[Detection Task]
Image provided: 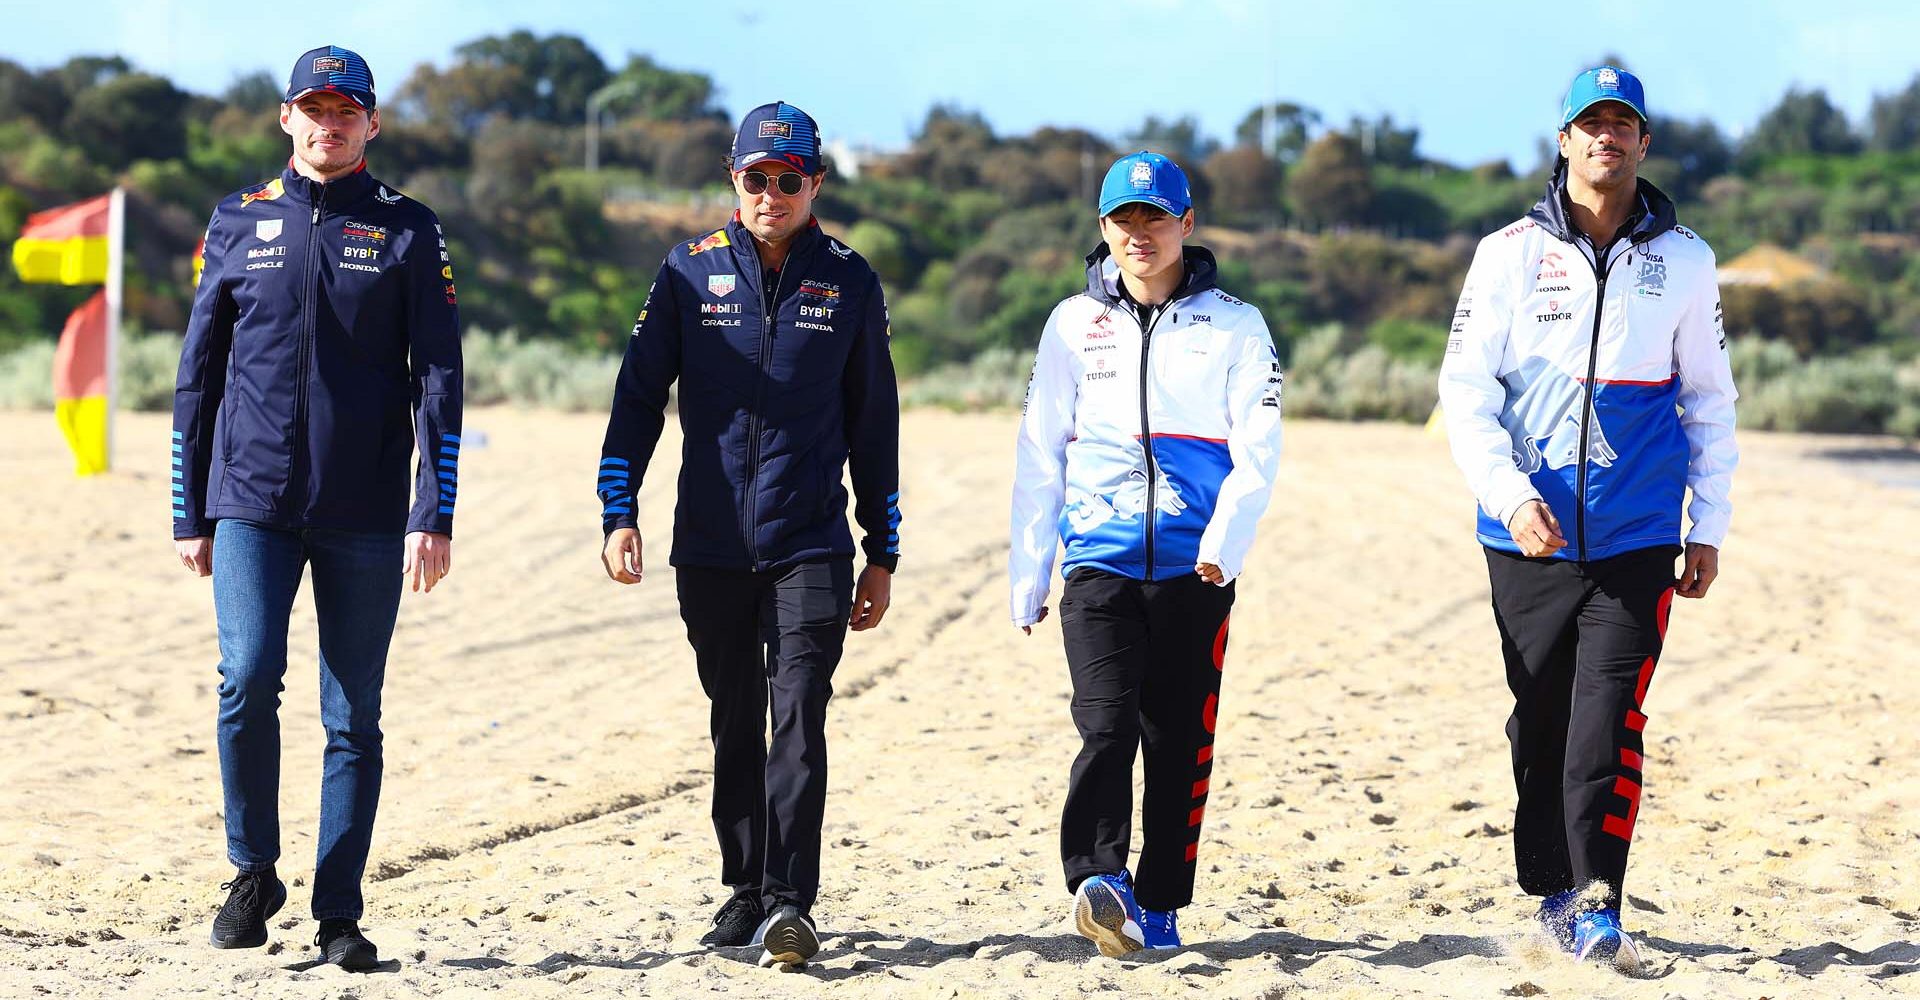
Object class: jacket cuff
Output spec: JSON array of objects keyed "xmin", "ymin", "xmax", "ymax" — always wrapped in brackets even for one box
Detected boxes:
[
  {"xmin": 407, "ymin": 516, "xmax": 452, "ymax": 538},
  {"xmin": 864, "ymin": 551, "xmax": 899, "ymax": 573}
]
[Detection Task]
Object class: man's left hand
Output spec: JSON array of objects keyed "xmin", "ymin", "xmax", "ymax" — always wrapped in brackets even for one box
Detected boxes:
[
  {"xmin": 849, "ymin": 564, "xmax": 892, "ymax": 632},
  {"xmin": 1676, "ymin": 542, "xmax": 1718, "ymax": 599},
  {"xmin": 405, "ymin": 531, "xmax": 453, "ymax": 593},
  {"xmin": 1196, "ymin": 562, "xmax": 1225, "ymax": 585}
]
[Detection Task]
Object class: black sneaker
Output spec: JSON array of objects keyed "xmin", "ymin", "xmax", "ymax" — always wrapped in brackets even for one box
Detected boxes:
[
  {"xmin": 756, "ymin": 904, "xmax": 819, "ymax": 969},
  {"xmin": 699, "ymin": 892, "xmax": 764, "ymax": 948},
  {"xmin": 315, "ymin": 919, "xmax": 380, "ymax": 971},
  {"xmin": 209, "ymin": 867, "xmax": 287, "ymax": 949}
]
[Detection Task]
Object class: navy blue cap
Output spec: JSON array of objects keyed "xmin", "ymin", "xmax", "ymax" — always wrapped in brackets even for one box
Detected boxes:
[
  {"xmin": 1099, "ymin": 151, "xmax": 1191, "ymax": 217},
  {"xmin": 730, "ymin": 101, "xmax": 821, "ymax": 174},
  {"xmin": 286, "ymin": 45, "xmax": 376, "ymax": 111},
  {"xmin": 1561, "ymin": 65, "xmax": 1646, "ymax": 129}
]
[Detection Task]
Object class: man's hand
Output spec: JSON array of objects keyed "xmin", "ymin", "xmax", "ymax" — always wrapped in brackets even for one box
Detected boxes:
[
  {"xmin": 849, "ymin": 564, "xmax": 892, "ymax": 632},
  {"xmin": 1196, "ymin": 562, "xmax": 1225, "ymax": 585},
  {"xmin": 175, "ymin": 537, "xmax": 213, "ymax": 577},
  {"xmin": 1020, "ymin": 606, "xmax": 1050, "ymax": 636},
  {"xmin": 1676, "ymin": 542, "xmax": 1719, "ymax": 599},
  {"xmin": 404, "ymin": 531, "xmax": 452, "ymax": 593},
  {"xmin": 602, "ymin": 527, "xmax": 643, "ymax": 584},
  {"xmin": 1508, "ymin": 499, "xmax": 1567, "ymax": 557}
]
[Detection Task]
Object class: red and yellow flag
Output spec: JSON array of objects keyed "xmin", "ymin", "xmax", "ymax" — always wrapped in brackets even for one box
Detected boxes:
[
  {"xmin": 10, "ymin": 194, "xmax": 111, "ymax": 285},
  {"xmin": 53, "ymin": 290, "xmax": 110, "ymax": 475}
]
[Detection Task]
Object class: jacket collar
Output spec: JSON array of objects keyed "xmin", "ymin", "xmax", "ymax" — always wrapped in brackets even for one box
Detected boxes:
[
  {"xmin": 1525, "ymin": 157, "xmax": 1677, "ymax": 247},
  {"xmin": 277, "ymin": 159, "xmax": 376, "ymax": 208},
  {"xmin": 725, "ymin": 213, "xmax": 825, "ymax": 270},
  {"xmin": 1082, "ymin": 243, "xmax": 1220, "ymax": 308}
]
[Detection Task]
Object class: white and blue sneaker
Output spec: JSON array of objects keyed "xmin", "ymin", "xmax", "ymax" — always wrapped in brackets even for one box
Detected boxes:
[
  {"xmin": 1073, "ymin": 871, "xmax": 1145, "ymax": 957},
  {"xmin": 1536, "ymin": 889, "xmax": 1580, "ymax": 952},
  {"xmin": 1139, "ymin": 907, "xmax": 1181, "ymax": 950},
  {"xmin": 1572, "ymin": 907, "xmax": 1643, "ymax": 974}
]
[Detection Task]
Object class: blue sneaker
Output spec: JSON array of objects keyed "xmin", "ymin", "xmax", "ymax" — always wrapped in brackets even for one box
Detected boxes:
[
  {"xmin": 1073, "ymin": 871, "xmax": 1145, "ymax": 957},
  {"xmin": 1536, "ymin": 889, "xmax": 1580, "ymax": 952},
  {"xmin": 1572, "ymin": 907, "xmax": 1643, "ymax": 974},
  {"xmin": 1139, "ymin": 908, "xmax": 1181, "ymax": 950}
]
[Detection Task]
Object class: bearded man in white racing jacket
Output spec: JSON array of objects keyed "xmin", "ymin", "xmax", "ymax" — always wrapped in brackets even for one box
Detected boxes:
[
  {"xmin": 1438, "ymin": 65, "xmax": 1738, "ymax": 972},
  {"xmin": 1010, "ymin": 151, "xmax": 1283, "ymax": 958}
]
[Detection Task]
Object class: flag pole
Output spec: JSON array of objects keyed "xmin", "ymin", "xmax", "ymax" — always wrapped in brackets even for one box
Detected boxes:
[{"xmin": 104, "ymin": 186, "xmax": 124, "ymax": 472}]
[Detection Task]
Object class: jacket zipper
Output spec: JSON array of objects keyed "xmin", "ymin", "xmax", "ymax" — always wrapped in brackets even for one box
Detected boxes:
[
  {"xmin": 742, "ymin": 246, "xmax": 788, "ymax": 570},
  {"xmin": 297, "ymin": 179, "xmax": 325, "ymax": 515},
  {"xmin": 1575, "ymin": 239, "xmax": 1628, "ymax": 561},
  {"xmin": 1136, "ymin": 301, "xmax": 1169, "ymax": 577}
]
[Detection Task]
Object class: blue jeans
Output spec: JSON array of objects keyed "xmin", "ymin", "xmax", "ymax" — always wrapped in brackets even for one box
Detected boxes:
[{"xmin": 212, "ymin": 519, "xmax": 402, "ymax": 920}]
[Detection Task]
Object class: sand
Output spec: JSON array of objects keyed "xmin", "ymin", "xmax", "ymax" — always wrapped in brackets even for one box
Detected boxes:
[{"xmin": 0, "ymin": 407, "xmax": 1914, "ymax": 998}]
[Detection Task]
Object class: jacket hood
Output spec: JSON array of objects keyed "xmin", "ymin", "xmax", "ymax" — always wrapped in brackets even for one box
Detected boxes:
[
  {"xmin": 1525, "ymin": 157, "xmax": 1678, "ymax": 246},
  {"xmin": 1083, "ymin": 243, "xmax": 1220, "ymax": 306}
]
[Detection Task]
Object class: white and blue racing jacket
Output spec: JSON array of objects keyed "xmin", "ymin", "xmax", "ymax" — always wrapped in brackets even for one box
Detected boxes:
[
  {"xmin": 1438, "ymin": 168, "xmax": 1738, "ymax": 562},
  {"xmin": 1010, "ymin": 246, "xmax": 1283, "ymax": 627}
]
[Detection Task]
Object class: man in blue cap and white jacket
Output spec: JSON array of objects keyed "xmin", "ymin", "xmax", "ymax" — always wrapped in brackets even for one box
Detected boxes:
[
  {"xmin": 1011, "ymin": 151, "xmax": 1283, "ymax": 957},
  {"xmin": 172, "ymin": 44, "xmax": 462, "ymax": 971},
  {"xmin": 1439, "ymin": 66, "xmax": 1738, "ymax": 972}
]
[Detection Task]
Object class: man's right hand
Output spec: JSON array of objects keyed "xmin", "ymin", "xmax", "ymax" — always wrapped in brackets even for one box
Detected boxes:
[
  {"xmin": 1020, "ymin": 605, "xmax": 1049, "ymax": 635},
  {"xmin": 602, "ymin": 527, "xmax": 643, "ymax": 584},
  {"xmin": 175, "ymin": 536, "xmax": 213, "ymax": 577},
  {"xmin": 1507, "ymin": 500, "xmax": 1567, "ymax": 558}
]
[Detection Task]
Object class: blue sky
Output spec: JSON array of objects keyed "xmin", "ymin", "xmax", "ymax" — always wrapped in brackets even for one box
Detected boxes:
[{"xmin": 5, "ymin": 0, "xmax": 1917, "ymax": 169}]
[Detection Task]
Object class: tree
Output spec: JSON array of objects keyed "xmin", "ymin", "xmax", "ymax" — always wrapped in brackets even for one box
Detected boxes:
[
  {"xmin": 608, "ymin": 54, "xmax": 726, "ymax": 122},
  {"xmin": 1867, "ymin": 75, "xmax": 1920, "ymax": 152},
  {"xmin": 220, "ymin": 71, "xmax": 284, "ymax": 111},
  {"xmin": 0, "ymin": 60, "xmax": 67, "ymax": 131},
  {"xmin": 398, "ymin": 32, "xmax": 615, "ymax": 130},
  {"xmin": 1289, "ymin": 133, "xmax": 1373, "ymax": 227},
  {"xmin": 1124, "ymin": 115, "xmax": 1217, "ymax": 164},
  {"xmin": 1201, "ymin": 146, "xmax": 1281, "ymax": 226},
  {"xmin": 1741, "ymin": 87, "xmax": 1861, "ymax": 161},
  {"xmin": 1343, "ymin": 114, "xmax": 1420, "ymax": 168},
  {"xmin": 1641, "ymin": 117, "xmax": 1732, "ymax": 202},
  {"xmin": 64, "ymin": 72, "xmax": 189, "ymax": 169},
  {"xmin": 1232, "ymin": 102, "xmax": 1321, "ymax": 163},
  {"xmin": 454, "ymin": 31, "xmax": 611, "ymax": 123}
]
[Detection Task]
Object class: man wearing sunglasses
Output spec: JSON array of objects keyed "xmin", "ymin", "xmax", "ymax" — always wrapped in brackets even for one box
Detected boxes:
[{"xmin": 596, "ymin": 101, "xmax": 900, "ymax": 970}]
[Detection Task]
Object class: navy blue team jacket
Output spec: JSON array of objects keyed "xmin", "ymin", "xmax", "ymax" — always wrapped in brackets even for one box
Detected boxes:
[
  {"xmin": 172, "ymin": 163, "xmax": 463, "ymax": 539},
  {"xmin": 598, "ymin": 217, "xmax": 901, "ymax": 572}
]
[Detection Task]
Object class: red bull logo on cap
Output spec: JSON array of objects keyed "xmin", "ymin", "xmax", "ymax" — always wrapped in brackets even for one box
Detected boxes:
[
  {"xmin": 312, "ymin": 56, "xmax": 347, "ymax": 73},
  {"xmin": 759, "ymin": 121, "xmax": 793, "ymax": 139},
  {"xmin": 1130, "ymin": 161, "xmax": 1153, "ymax": 188}
]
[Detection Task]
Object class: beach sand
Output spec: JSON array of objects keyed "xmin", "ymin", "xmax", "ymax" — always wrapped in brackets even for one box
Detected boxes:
[{"xmin": 0, "ymin": 407, "xmax": 1913, "ymax": 998}]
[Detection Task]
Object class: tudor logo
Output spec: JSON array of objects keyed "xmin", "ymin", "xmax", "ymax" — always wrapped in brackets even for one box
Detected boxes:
[
  {"xmin": 255, "ymin": 219, "xmax": 282, "ymax": 242},
  {"xmin": 708, "ymin": 274, "xmax": 736, "ymax": 297}
]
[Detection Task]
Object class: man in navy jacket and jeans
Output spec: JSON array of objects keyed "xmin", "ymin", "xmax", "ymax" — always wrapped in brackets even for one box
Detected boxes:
[
  {"xmin": 597, "ymin": 101, "xmax": 901, "ymax": 970},
  {"xmin": 171, "ymin": 45, "xmax": 462, "ymax": 971}
]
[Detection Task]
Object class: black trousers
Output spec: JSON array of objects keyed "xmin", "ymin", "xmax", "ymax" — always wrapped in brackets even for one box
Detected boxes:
[
  {"xmin": 1486, "ymin": 545, "xmax": 1678, "ymax": 904},
  {"xmin": 1058, "ymin": 567, "xmax": 1236, "ymax": 912},
  {"xmin": 675, "ymin": 558, "xmax": 853, "ymax": 914}
]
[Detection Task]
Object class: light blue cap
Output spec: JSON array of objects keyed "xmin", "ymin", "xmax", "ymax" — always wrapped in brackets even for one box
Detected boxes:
[
  {"xmin": 1562, "ymin": 65, "xmax": 1648, "ymax": 129},
  {"xmin": 1099, "ymin": 151, "xmax": 1191, "ymax": 217}
]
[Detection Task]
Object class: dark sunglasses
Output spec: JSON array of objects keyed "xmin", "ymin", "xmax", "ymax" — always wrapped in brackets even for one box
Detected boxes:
[{"xmin": 740, "ymin": 170, "xmax": 808, "ymax": 196}]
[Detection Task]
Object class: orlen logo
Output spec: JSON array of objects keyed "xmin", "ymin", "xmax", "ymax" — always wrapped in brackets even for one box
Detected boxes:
[{"xmin": 1535, "ymin": 252, "xmax": 1567, "ymax": 281}]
